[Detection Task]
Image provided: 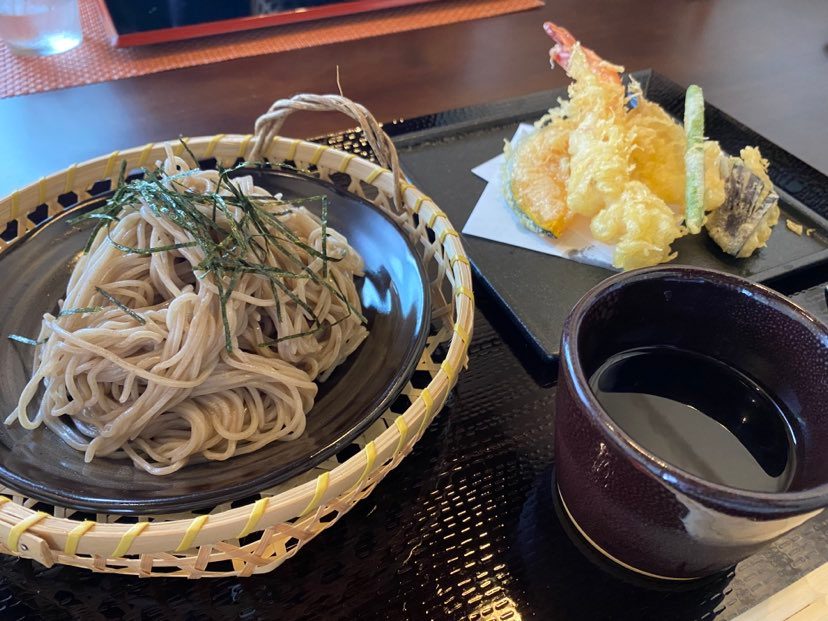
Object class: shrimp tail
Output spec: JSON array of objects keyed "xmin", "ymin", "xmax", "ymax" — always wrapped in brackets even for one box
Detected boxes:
[{"xmin": 543, "ymin": 21, "xmax": 623, "ymax": 84}]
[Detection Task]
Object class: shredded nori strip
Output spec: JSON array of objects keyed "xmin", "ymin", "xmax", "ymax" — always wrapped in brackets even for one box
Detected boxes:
[
  {"xmin": 8, "ymin": 335, "xmax": 45, "ymax": 346},
  {"xmin": 95, "ymin": 287, "xmax": 146, "ymax": 325},
  {"xmin": 58, "ymin": 306, "xmax": 104, "ymax": 317}
]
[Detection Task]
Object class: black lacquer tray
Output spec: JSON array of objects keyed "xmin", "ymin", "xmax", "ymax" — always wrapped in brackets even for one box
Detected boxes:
[
  {"xmin": 396, "ymin": 71, "xmax": 828, "ymax": 364},
  {"xmin": 1, "ymin": 85, "xmax": 827, "ymax": 620}
]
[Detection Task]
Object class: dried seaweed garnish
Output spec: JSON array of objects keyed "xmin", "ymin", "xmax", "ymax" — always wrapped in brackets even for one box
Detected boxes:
[
  {"xmin": 256, "ymin": 310, "xmax": 355, "ymax": 347},
  {"xmin": 178, "ymin": 138, "xmax": 199, "ymax": 168},
  {"xmin": 58, "ymin": 306, "xmax": 104, "ymax": 317},
  {"xmin": 8, "ymin": 335, "xmax": 45, "ymax": 346},
  {"xmin": 106, "ymin": 238, "xmax": 199, "ymax": 256},
  {"xmin": 74, "ymin": 159, "xmax": 364, "ymax": 352},
  {"xmin": 321, "ymin": 195, "xmax": 329, "ymax": 278},
  {"xmin": 95, "ymin": 287, "xmax": 146, "ymax": 325}
]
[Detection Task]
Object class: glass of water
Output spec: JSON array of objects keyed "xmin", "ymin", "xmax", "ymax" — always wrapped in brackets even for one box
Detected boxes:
[{"xmin": 0, "ymin": 0, "xmax": 82, "ymax": 56}]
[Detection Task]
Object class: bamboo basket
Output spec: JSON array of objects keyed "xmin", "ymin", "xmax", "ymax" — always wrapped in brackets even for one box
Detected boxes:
[{"xmin": 0, "ymin": 95, "xmax": 473, "ymax": 578}]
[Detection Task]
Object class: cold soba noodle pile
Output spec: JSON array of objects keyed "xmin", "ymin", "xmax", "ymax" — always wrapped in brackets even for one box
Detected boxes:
[{"xmin": 7, "ymin": 149, "xmax": 369, "ymax": 475}]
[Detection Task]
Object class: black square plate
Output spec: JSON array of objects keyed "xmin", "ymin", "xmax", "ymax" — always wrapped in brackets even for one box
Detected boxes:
[{"xmin": 394, "ymin": 71, "xmax": 828, "ymax": 364}]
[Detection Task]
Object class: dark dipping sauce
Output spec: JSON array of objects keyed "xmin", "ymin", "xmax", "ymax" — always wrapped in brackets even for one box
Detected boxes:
[{"xmin": 589, "ymin": 346, "xmax": 796, "ymax": 493}]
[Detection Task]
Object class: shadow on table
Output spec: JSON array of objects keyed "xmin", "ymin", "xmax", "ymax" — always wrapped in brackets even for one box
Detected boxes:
[{"xmin": 508, "ymin": 467, "xmax": 734, "ymax": 621}]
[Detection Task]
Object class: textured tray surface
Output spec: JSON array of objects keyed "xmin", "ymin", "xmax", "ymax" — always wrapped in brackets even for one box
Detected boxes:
[{"xmin": 0, "ymin": 302, "xmax": 827, "ymax": 619}]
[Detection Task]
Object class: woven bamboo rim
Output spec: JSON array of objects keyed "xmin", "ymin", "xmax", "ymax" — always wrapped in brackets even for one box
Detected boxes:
[{"xmin": 0, "ymin": 95, "xmax": 473, "ymax": 577}]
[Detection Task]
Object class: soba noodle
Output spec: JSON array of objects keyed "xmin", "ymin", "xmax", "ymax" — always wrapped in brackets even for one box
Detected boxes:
[{"xmin": 6, "ymin": 150, "xmax": 368, "ymax": 475}]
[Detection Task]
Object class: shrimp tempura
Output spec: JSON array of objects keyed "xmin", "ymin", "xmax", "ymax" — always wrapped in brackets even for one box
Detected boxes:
[
  {"xmin": 547, "ymin": 25, "xmax": 630, "ymax": 218},
  {"xmin": 501, "ymin": 22, "xmax": 744, "ymax": 270}
]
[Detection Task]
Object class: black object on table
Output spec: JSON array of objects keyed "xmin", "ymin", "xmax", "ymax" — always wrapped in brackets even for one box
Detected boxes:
[
  {"xmin": 1, "ymin": 96, "xmax": 827, "ymax": 621},
  {"xmin": 99, "ymin": 0, "xmax": 440, "ymax": 47}
]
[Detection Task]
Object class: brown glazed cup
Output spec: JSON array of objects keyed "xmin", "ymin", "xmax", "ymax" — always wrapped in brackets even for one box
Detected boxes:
[{"xmin": 555, "ymin": 266, "xmax": 828, "ymax": 581}]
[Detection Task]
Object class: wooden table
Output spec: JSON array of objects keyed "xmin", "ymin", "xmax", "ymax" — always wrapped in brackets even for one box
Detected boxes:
[{"xmin": 1, "ymin": 0, "xmax": 826, "ymax": 199}]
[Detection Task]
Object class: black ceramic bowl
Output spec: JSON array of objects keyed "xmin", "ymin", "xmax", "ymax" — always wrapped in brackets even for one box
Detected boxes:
[
  {"xmin": 556, "ymin": 266, "xmax": 828, "ymax": 580},
  {"xmin": 0, "ymin": 168, "xmax": 430, "ymax": 514}
]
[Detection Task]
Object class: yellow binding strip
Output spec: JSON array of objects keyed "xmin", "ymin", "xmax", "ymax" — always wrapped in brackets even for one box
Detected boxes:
[
  {"xmin": 419, "ymin": 388, "xmax": 434, "ymax": 434},
  {"xmin": 299, "ymin": 472, "xmax": 330, "ymax": 518},
  {"xmin": 111, "ymin": 522, "xmax": 149, "ymax": 558},
  {"xmin": 103, "ymin": 151, "xmax": 120, "ymax": 179},
  {"xmin": 0, "ymin": 496, "xmax": 10, "ymax": 507},
  {"xmin": 441, "ymin": 360, "xmax": 456, "ymax": 383},
  {"xmin": 413, "ymin": 196, "xmax": 427, "ymax": 213},
  {"xmin": 354, "ymin": 441, "xmax": 377, "ymax": 488},
  {"xmin": 453, "ymin": 323, "xmax": 470, "ymax": 345},
  {"xmin": 364, "ymin": 167, "xmax": 383, "ymax": 184},
  {"xmin": 63, "ymin": 164, "xmax": 77, "ymax": 195},
  {"xmin": 287, "ymin": 139, "xmax": 300, "ymax": 161},
  {"xmin": 338, "ymin": 153, "xmax": 356, "ymax": 173},
  {"xmin": 37, "ymin": 178, "xmax": 47, "ymax": 206},
  {"xmin": 9, "ymin": 191, "xmax": 19, "ymax": 222},
  {"xmin": 238, "ymin": 497, "xmax": 269, "ymax": 538},
  {"xmin": 427, "ymin": 210, "xmax": 445, "ymax": 229},
  {"xmin": 7, "ymin": 511, "xmax": 48, "ymax": 553},
  {"xmin": 309, "ymin": 144, "xmax": 328, "ymax": 166},
  {"xmin": 173, "ymin": 138, "xmax": 189, "ymax": 157},
  {"xmin": 439, "ymin": 229, "xmax": 460, "ymax": 244},
  {"xmin": 64, "ymin": 520, "xmax": 95, "ymax": 555},
  {"xmin": 455, "ymin": 286, "xmax": 474, "ymax": 302},
  {"xmin": 394, "ymin": 416, "xmax": 410, "ymax": 456},
  {"xmin": 176, "ymin": 515, "xmax": 208, "ymax": 553},
  {"xmin": 237, "ymin": 134, "xmax": 253, "ymax": 159},
  {"xmin": 450, "ymin": 255, "xmax": 470, "ymax": 269},
  {"xmin": 204, "ymin": 134, "xmax": 225, "ymax": 158},
  {"xmin": 137, "ymin": 143, "xmax": 155, "ymax": 168}
]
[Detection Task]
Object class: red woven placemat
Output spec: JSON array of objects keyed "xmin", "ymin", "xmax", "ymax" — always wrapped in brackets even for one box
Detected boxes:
[{"xmin": 0, "ymin": 0, "xmax": 542, "ymax": 99}]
